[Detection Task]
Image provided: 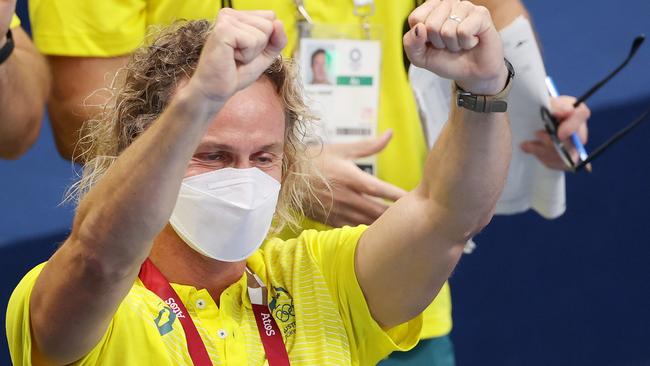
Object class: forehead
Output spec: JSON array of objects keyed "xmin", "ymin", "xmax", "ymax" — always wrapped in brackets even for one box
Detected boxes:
[{"xmin": 203, "ymin": 78, "xmax": 285, "ymax": 146}]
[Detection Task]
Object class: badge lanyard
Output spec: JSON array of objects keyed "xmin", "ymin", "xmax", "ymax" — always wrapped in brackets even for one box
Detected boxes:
[
  {"xmin": 294, "ymin": 0, "xmax": 382, "ymax": 175},
  {"xmin": 138, "ymin": 258, "xmax": 290, "ymax": 366}
]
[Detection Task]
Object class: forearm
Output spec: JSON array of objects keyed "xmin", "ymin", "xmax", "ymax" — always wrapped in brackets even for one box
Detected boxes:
[
  {"xmin": 30, "ymin": 87, "xmax": 222, "ymax": 364},
  {"xmin": 47, "ymin": 55, "xmax": 130, "ymax": 160},
  {"xmin": 0, "ymin": 28, "xmax": 49, "ymax": 159},
  {"xmin": 72, "ymin": 87, "xmax": 222, "ymax": 274},
  {"xmin": 417, "ymin": 101, "xmax": 511, "ymax": 242}
]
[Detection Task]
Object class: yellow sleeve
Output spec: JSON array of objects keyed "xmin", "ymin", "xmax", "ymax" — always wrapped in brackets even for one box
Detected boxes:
[
  {"xmin": 6, "ymin": 263, "xmax": 114, "ymax": 365},
  {"xmin": 305, "ymin": 226, "xmax": 423, "ymax": 365},
  {"xmin": 9, "ymin": 14, "xmax": 20, "ymax": 29},
  {"xmin": 6, "ymin": 263, "xmax": 45, "ymax": 365},
  {"xmin": 28, "ymin": 0, "xmax": 147, "ymax": 56}
]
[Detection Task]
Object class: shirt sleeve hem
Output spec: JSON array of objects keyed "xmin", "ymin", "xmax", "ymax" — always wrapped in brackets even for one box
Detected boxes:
[{"xmin": 33, "ymin": 32, "xmax": 142, "ymax": 57}]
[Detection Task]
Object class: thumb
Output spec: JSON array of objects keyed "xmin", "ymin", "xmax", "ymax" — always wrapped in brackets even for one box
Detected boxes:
[
  {"xmin": 341, "ymin": 129, "xmax": 394, "ymax": 159},
  {"xmin": 403, "ymin": 23, "xmax": 428, "ymax": 67}
]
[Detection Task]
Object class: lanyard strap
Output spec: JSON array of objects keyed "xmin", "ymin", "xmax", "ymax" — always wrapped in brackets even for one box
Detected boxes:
[
  {"xmin": 138, "ymin": 259, "xmax": 290, "ymax": 366},
  {"xmin": 246, "ymin": 269, "xmax": 291, "ymax": 366},
  {"xmin": 139, "ymin": 259, "xmax": 212, "ymax": 366}
]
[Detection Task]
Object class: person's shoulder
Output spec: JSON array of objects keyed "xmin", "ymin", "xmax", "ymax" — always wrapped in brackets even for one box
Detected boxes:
[
  {"xmin": 265, "ymin": 225, "xmax": 368, "ymax": 252},
  {"xmin": 262, "ymin": 225, "xmax": 369, "ymax": 274},
  {"xmin": 6, "ymin": 262, "xmax": 48, "ymax": 363},
  {"xmin": 9, "ymin": 262, "xmax": 48, "ymax": 303}
]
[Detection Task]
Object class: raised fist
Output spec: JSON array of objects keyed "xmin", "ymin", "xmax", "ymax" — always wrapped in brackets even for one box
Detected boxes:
[
  {"xmin": 188, "ymin": 9, "xmax": 288, "ymax": 104},
  {"xmin": 404, "ymin": 0, "xmax": 507, "ymax": 95}
]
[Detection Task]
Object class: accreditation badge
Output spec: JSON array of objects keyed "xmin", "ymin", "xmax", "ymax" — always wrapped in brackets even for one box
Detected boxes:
[{"xmin": 298, "ymin": 24, "xmax": 382, "ymax": 175}]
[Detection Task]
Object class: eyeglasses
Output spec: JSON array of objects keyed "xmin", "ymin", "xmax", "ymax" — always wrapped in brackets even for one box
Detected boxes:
[{"xmin": 541, "ymin": 34, "xmax": 650, "ymax": 172}]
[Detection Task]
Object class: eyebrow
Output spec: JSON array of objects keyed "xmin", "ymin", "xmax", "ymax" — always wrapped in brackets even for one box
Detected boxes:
[{"xmin": 196, "ymin": 142, "xmax": 284, "ymax": 153}]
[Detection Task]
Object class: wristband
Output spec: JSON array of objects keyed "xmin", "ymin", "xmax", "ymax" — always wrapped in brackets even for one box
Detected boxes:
[
  {"xmin": 0, "ymin": 29, "xmax": 15, "ymax": 65},
  {"xmin": 455, "ymin": 58, "xmax": 515, "ymax": 113}
]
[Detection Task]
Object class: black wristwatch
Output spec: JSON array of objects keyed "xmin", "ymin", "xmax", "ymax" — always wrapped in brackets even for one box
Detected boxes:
[
  {"xmin": 455, "ymin": 58, "xmax": 515, "ymax": 113},
  {"xmin": 0, "ymin": 29, "xmax": 15, "ymax": 65}
]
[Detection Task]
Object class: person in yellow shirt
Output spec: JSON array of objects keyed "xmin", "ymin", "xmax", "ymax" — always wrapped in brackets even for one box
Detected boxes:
[
  {"xmin": 8, "ymin": 3, "xmax": 517, "ymax": 364},
  {"xmin": 0, "ymin": 3, "xmax": 50, "ymax": 159},
  {"xmin": 27, "ymin": 0, "xmax": 590, "ymax": 364}
]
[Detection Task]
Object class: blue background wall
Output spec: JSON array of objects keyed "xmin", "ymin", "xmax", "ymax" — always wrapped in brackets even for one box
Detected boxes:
[{"xmin": 1, "ymin": 1, "xmax": 649, "ymax": 365}]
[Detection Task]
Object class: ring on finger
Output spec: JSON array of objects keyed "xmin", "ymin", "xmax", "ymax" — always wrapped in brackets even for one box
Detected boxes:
[{"xmin": 448, "ymin": 15, "xmax": 463, "ymax": 23}]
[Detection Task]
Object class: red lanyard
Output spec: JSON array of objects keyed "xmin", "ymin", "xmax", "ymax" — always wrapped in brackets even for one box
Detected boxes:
[{"xmin": 138, "ymin": 258, "xmax": 290, "ymax": 366}]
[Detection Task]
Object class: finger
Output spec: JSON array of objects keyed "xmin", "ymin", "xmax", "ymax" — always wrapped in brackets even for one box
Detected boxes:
[
  {"xmin": 349, "ymin": 170, "xmax": 407, "ymax": 202},
  {"xmin": 408, "ymin": 0, "xmax": 441, "ymax": 28},
  {"xmin": 549, "ymin": 95, "xmax": 577, "ymax": 118},
  {"xmin": 231, "ymin": 22, "xmax": 269, "ymax": 64},
  {"xmin": 227, "ymin": 10, "xmax": 274, "ymax": 37},
  {"xmin": 556, "ymin": 101, "xmax": 591, "ymax": 141},
  {"xmin": 340, "ymin": 130, "xmax": 393, "ymax": 159},
  {"xmin": 441, "ymin": 1, "xmax": 472, "ymax": 52},
  {"xmin": 533, "ymin": 130, "xmax": 580, "ymax": 164},
  {"xmin": 227, "ymin": 9, "xmax": 277, "ymax": 21},
  {"xmin": 534, "ymin": 130, "xmax": 553, "ymax": 146},
  {"xmin": 577, "ymin": 121, "xmax": 588, "ymax": 145},
  {"xmin": 403, "ymin": 23, "xmax": 429, "ymax": 66},
  {"xmin": 520, "ymin": 140, "xmax": 567, "ymax": 171},
  {"xmin": 338, "ymin": 189, "xmax": 389, "ymax": 222},
  {"xmin": 236, "ymin": 21, "xmax": 286, "ymax": 78},
  {"xmin": 424, "ymin": 0, "xmax": 454, "ymax": 49},
  {"xmin": 267, "ymin": 20, "xmax": 288, "ymax": 55},
  {"xmin": 456, "ymin": 5, "xmax": 486, "ymax": 50},
  {"xmin": 311, "ymin": 186, "xmax": 385, "ymax": 227}
]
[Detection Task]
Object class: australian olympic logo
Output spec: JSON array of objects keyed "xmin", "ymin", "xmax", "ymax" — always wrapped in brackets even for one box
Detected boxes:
[{"xmin": 269, "ymin": 287, "xmax": 296, "ymax": 337}]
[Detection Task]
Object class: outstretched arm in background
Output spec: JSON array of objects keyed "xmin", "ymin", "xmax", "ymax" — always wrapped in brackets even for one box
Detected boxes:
[{"xmin": 0, "ymin": 1, "xmax": 50, "ymax": 159}]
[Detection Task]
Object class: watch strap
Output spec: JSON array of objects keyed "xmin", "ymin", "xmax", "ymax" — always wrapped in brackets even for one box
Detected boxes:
[
  {"xmin": 456, "ymin": 58, "xmax": 515, "ymax": 113},
  {"xmin": 0, "ymin": 29, "xmax": 15, "ymax": 65}
]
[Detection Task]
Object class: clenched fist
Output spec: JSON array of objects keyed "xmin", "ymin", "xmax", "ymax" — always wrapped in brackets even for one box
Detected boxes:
[
  {"xmin": 187, "ymin": 9, "xmax": 288, "ymax": 104},
  {"xmin": 404, "ymin": 0, "xmax": 507, "ymax": 95}
]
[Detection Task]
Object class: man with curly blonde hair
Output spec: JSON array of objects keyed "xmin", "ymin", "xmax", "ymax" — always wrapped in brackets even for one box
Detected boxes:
[{"xmin": 8, "ymin": 2, "xmax": 513, "ymax": 365}]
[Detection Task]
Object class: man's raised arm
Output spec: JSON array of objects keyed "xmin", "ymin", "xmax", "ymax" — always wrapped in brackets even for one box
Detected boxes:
[
  {"xmin": 0, "ymin": 5, "xmax": 50, "ymax": 159},
  {"xmin": 27, "ymin": 10, "xmax": 286, "ymax": 365},
  {"xmin": 356, "ymin": 0, "xmax": 512, "ymax": 328}
]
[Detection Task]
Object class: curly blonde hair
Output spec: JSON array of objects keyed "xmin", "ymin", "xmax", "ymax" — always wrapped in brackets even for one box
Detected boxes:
[{"xmin": 69, "ymin": 19, "xmax": 322, "ymax": 233}]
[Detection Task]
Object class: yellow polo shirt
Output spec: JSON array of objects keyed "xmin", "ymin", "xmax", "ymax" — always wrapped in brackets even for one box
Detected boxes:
[
  {"xmin": 10, "ymin": 14, "xmax": 20, "ymax": 28},
  {"xmin": 28, "ymin": 0, "xmax": 450, "ymax": 339},
  {"xmin": 7, "ymin": 226, "xmax": 422, "ymax": 365}
]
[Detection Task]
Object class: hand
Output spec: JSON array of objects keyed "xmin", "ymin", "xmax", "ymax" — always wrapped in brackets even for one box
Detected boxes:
[
  {"xmin": 306, "ymin": 131, "xmax": 407, "ymax": 227},
  {"xmin": 404, "ymin": 0, "xmax": 507, "ymax": 95},
  {"xmin": 521, "ymin": 96, "xmax": 591, "ymax": 171},
  {"xmin": 187, "ymin": 9, "xmax": 287, "ymax": 104},
  {"xmin": 0, "ymin": 0, "xmax": 17, "ymax": 44}
]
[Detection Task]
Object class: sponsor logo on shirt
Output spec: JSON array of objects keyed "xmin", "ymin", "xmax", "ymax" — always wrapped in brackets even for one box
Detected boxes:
[{"xmin": 154, "ymin": 306, "xmax": 177, "ymax": 336}]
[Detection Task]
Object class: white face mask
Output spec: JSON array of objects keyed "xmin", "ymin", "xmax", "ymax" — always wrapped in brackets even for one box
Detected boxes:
[{"xmin": 169, "ymin": 167, "xmax": 281, "ymax": 262}]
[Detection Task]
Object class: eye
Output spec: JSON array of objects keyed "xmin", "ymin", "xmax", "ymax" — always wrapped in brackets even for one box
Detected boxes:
[
  {"xmin": 193, "ymin": 151, "xmax": 230, "ymax": 165},
  {"xmin": 205, "ymin": 152, "xmax": 225, "ymax": 161},
  {"xmin": 253, "ymin": 153, "xmax": 279, "ymax": 167}
]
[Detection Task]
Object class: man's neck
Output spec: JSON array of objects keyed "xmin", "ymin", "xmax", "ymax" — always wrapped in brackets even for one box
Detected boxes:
[{"xmin": 149, "ymin": 225, "xmax": 247, "ymax": 303}]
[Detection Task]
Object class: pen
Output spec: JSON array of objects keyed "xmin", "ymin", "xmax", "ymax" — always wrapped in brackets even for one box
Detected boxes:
[{"xmin": 545, "ymin": 76, "xmax": 592, "ymax": 172}]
